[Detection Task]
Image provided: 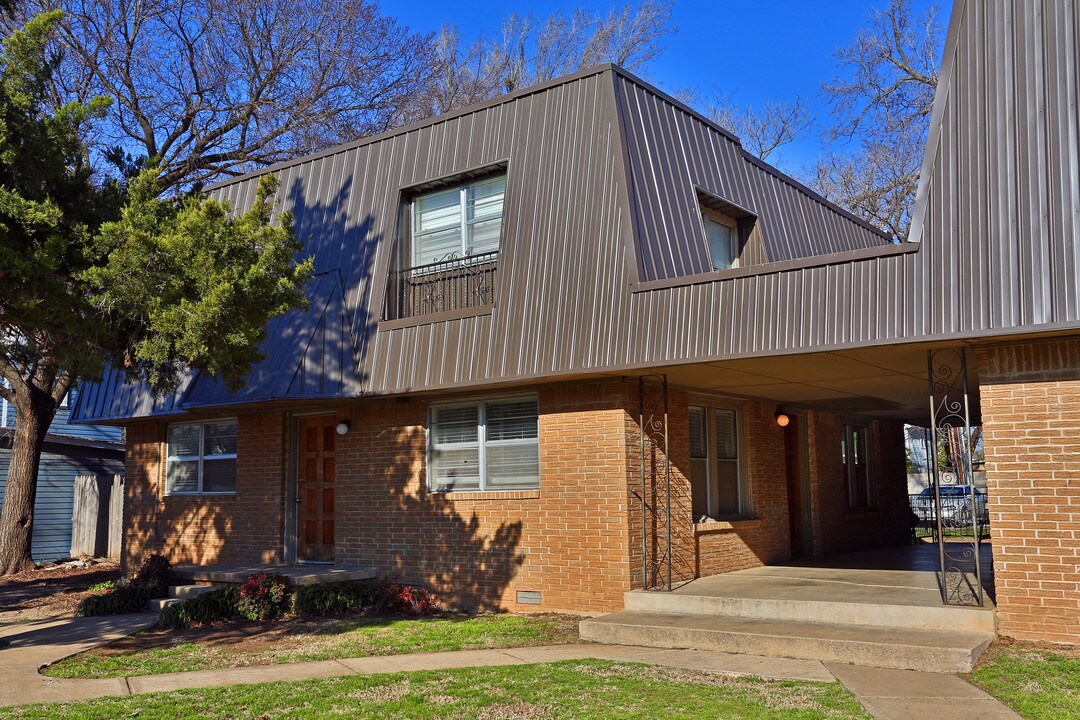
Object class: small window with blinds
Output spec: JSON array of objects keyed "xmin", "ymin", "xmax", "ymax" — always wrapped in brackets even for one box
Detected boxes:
[
  {"xmin": 688, "ymin": 402, "xmax": 747, "ymax": 519},
  {"xmin": 428, "ymin": 397, "xmax": 539, "ymax": 492}
]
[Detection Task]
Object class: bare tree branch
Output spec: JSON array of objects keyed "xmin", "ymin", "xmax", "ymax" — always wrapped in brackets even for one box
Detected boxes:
[
  {"xmin": 706, "ymin": 94, "xmax": 815, "ymax": 162},
  {"xmin": 406, "ymin": 2, "xmax": 675, "ymax": 118},
  {"xmin": 22, "ymin": 0, "xmax": 436, "ymax": 190},
  {"xmin": 810, "ymin": 0, "xmax": 943, "ymax": 240}
]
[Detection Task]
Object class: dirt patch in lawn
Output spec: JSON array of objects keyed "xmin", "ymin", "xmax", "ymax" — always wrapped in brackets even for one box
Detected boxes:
[
  {"xmin": 0, "ymin": 560, "xmax": 120, "ymax": 623},
  {"xmin": 95, "ymin": 617, "xmax": 354, "ymax": 656}
]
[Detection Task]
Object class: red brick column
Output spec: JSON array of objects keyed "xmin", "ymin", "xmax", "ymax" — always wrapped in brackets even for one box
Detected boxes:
[{"xmin": 978, "ymin": 338, "xmax": 1080, "ymax": 643}]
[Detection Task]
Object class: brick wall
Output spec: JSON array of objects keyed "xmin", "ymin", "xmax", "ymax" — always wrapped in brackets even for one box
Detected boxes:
[
  {"xmin": 122, "ymin": 413, "xmax": 287, "ymax": 573},
  {"xmin": 335, "ymin": 379, "xmax": 634, "ymax": 613},
  {"xmin": 806, "ymin": 412, "xmax": 909, "ymax": 556},
  {"xmin": 978, "ymin": 338, "xmax": 1080, "ymax": 643},
  {"xmin": 120, "ymin": 376, "xmax": 914, "ymax": 609}
]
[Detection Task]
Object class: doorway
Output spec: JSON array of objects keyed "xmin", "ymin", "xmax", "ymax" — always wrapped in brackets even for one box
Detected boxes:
[
  {"xmin": 785, "ymin": 416, "xmax": 811, "ymax": 557},
  {"xmin": 297, "ymin": 415, "xmax": 337, "ymax": 563}
]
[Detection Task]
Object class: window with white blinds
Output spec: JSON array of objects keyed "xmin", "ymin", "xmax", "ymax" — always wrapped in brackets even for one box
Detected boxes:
[
  {"xmin": 166, "ymin": 419, "xmax": 237, "ymax": 494},
  {"xmin": 429, "ymin": 397, "xmax": 539, "ymax": 492},
  {"xmin": 412, "ymin": 175, "xmax": 506, "ymax": 267}
]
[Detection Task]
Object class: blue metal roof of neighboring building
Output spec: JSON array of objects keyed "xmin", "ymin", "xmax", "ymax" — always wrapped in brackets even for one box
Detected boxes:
[{"xmin": 1, "ymin": 386, "xmax": 124, "ymax": 445}]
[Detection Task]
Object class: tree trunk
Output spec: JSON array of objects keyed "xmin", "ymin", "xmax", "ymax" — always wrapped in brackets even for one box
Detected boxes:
[{"xmin": 0, "ymin": 392, "xmax": 54, "ymax": 575}]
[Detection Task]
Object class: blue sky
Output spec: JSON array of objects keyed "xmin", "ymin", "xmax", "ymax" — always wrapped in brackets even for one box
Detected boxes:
[{"xmin": 391, "ymin": 0, "xmax": 942, "ymax": 174}]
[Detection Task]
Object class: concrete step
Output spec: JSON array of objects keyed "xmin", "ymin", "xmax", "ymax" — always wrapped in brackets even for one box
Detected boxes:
[
  {"xmin": 148, "ymin": 597, "xmax": 181, "ymax": 612},
  {"xmin": 624, "ymin": 588, "xmax": 998, "ymax": 634},
  {"xmin": 168, "ymin": 584, "xmax": 217, "ymax": 600},
  {"xmin": 579, "ymin": 611, "xmax": 994, "ymax": 673}
]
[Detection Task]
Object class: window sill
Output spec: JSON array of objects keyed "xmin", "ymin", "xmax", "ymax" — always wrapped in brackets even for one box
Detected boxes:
[
  {"xmin": 163, "ymin": 492, "xmax": 237, "ymax": 499},
  {"xmin": 695, "ymin": 516, "xmax": 762, "ymax": 533},
  {"xmin": 431, "ymin": 489, "xmax": 540, "ymax": 501},
  {"xmin": 379, "ymin": 305, "xmax": 493, "ymax": 331}
]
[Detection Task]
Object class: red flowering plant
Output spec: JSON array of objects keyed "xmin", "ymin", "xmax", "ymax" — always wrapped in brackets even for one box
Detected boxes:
[
  {"xmin": 376, "ymin": 582, "xmax": 440, "ymax": 615},
  {"xmin": 237, "ymin": 572, "xmax": 289, "ymax": 621}
]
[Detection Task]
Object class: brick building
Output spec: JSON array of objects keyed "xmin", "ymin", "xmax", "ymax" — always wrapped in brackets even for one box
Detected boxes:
[{"xmin": 75, "ymin": 0, "xmax": 1080, "ymax": 645}]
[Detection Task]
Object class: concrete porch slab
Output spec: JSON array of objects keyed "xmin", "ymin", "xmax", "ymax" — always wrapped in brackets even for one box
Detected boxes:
[
  {"xmin": 626, "ymin": 544, "xmax": 997, "ymax": 634},
  {"xmin": 172, "ymin": 563, "xmax": 377, "ymax": 586}
]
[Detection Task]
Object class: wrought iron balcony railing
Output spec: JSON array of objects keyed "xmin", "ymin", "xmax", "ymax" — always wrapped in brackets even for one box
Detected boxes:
[{"xmin": 384, "ymin": 251, "xmax": 498, "ymax": 321}]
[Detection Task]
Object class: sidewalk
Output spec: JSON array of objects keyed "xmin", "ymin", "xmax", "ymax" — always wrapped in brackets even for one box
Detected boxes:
[
  {"xmin": 0, "ymin": 614, "xmax": 1022, "ymax": 719},
  {"xmin": 0, "ymin": 613, "xmax": 157, "ymax": 705}
]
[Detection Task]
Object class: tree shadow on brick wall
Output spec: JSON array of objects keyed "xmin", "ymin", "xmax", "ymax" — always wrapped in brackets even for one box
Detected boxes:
[
  {"xmin": 349, "ymin": 421, "xmax": 524, "ymax": 614},
  {"xmin": 161, "ymin": 503, "xmax": 235, "ymax": 566}
]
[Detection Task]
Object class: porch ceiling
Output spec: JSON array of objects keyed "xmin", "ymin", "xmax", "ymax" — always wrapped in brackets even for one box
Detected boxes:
[{"xmin": 639, "ymin": 342, "xmax": 980, "ymax": 425}]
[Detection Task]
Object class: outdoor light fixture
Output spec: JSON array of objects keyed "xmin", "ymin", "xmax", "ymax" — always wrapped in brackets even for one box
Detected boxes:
[
  {"xmin": 775, "ymin": 412, "xmax": 791, "ymax": 427},
  {"xmin": 335, "ymin": 420, "xmax": 351, "ymax": 436}
]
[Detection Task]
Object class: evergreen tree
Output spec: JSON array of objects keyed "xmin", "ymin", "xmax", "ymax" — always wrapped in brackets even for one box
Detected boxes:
[{"xmin": 0, "ymin": 13, "xmax": 311, "ymax": 574}]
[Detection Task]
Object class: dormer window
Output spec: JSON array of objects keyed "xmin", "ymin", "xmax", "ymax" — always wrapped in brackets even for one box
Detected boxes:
[
  {"xmin": 705, "ymin": 214, "xmax": 740, "ymax": 271},
  {"xmin": 412, "ymin": 175, "xmax": 506, "ymax": 266},
  {"xmin": 695, "ymin": 189, "xmax": 756, "ymax": 275},
  {"xmin": 385, "ymin": 170, "xmax": 507, "ymax": 322}
]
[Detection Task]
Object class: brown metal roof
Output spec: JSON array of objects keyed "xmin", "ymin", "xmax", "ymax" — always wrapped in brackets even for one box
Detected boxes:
[{"xmin": 73, "ymin": 0, "xmax": 1080, "ymax": 422}]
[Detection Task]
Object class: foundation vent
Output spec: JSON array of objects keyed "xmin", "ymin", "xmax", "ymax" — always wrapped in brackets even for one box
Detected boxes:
[{"xmin": 516, "ymin": 589, "xmax": 542, "ymax": 605}]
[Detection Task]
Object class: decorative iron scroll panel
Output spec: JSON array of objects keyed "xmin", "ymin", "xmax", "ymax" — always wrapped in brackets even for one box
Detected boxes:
[
  {"xmin": 927, "ymin": 347, "xmax": 984, "ymax": 606},
  {"xmin": 639, "ymin": 375, "xmax": 672, "ymax": 590},
  {"xmin": 384, "ymin": 251, "xmax": 497, "ymax": 320}
]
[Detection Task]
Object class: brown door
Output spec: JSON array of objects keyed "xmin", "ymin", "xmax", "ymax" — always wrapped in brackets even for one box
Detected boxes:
[
  {"xmin": 298, "ymin": 415, "xmax": 336, "ymax": 563},
  {"xmin": 784, "ymin": 417, "xmax": 806, "ymax": 557}
]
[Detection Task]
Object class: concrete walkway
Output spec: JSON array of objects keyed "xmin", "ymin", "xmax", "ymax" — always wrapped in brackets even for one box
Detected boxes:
[
  {"xmin": 0, "ymin": 615, "xmax": 1022, "ymax": 719},
  {"xmin": 0, "ymin": 613, "xmax": 158, "ymax": 705},
  {"xmin": 828, "ymin": 664, "xmax": 1022, "ymax": 720}
]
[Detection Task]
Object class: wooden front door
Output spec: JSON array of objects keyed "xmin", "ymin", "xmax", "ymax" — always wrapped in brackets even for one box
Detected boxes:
[{"xmin": 298, "ymin": 415, "xmax": 336, "ymax": 563}]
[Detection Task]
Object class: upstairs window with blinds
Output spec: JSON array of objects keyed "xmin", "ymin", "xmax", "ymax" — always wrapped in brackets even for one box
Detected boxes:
[
  {"xmin": 428, "ymin": 397, "xmax": 539, "ymax": 492},
  {"xmin": 412, "ymin": 175, "xmax": 506, "ymax": 267}
]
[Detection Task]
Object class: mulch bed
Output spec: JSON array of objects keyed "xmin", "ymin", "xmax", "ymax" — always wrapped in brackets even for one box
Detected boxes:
[{"xmin": 0, "ymin": 559, "xmax": 120, "ymax": 623}]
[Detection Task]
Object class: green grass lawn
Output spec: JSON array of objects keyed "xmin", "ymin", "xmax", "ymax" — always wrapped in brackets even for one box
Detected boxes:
[
  {"xmin": 45, "ymin": 613, "xmax": 579, "ymax": 679},
  {"xmin": 8, "ymin": 660, "xmax": 871, "ymax": 719},
  {"xmin": 969, "ymin": 645, "xmax": 1080, "ymax": 720}
]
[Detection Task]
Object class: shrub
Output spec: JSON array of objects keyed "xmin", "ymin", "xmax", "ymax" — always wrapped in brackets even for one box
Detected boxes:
[
  {"xmin": 135, "ymin": 553, "xmax": 172, "ymax": 598},
  {"xmin": 292, "ymin": 581, "xmax": 376, "ymax": 616},
  {"xmin": 158, "ymin": 586, "xmax": 240, "ymax": 630},
  {"xmin": 375, "ymin": 582, "xmax": 440, "ymax": 616},
  {"xmin": 237, "ymin": 573, "xmax": 289, "ymax": 621},
  {"xmin": 75, "ymin": 581, "xmax": 148, "ymax": 617}
]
